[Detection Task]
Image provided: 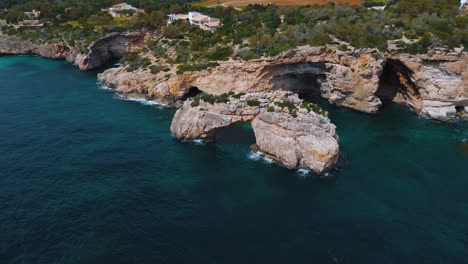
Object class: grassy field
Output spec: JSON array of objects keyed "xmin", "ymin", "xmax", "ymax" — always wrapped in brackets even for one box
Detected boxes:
[{"xmin": 197, "ymin": 0, "xmax": 363, "ymax": 7}]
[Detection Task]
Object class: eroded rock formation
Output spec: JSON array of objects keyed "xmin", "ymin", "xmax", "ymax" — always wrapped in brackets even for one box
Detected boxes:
[
  {"xmin": 385, "ymin": 53, "xmax": 468, "ymax": 121},
  {"xmin": 100, "ymin": 46, "xmax": 385, "ymax": 113},
  {"xmin": 0, "ymin": 35, "xmax": 80, "ymax": 63},
  {"xmin": 100, "ymin": 45, "xmax": 467, "ymax": 121},
  {"xmin": 0, "ymin": 32, "xmax": 145, "ymax": 71},
  {"xmin": 171, "ymin": 91, "xmax": 339, "ymax": 174},
  {"xmin": 78, "ymin": 32, "xmax": 145, "ymax": 70}
]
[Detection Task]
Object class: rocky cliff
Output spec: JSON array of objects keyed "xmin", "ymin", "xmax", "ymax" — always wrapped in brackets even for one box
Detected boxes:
[
  {"xmin": 386, "ymin": 53, "xmax": 468, "ymax": 121},
  {"xmin": 100, "ymin": 46, "xmax": 385, "ymax": 113},
  {"xmin": 171, "ymin": 91, "xmax": 339, "ymax": 174},
  {"xmin": 78, "ymin": 32, "xmax": 145, "ymax": 70},
  {"xmin": 0, "ymin": 35, "xmax": 80, "ymax": 64},
  {"xmin": 0, "ymin": 32, "xmax": 145, "ymax": 71},
  {"xmin": 99, "ymin": 45, "xmax": 467, "ymax": 121}
]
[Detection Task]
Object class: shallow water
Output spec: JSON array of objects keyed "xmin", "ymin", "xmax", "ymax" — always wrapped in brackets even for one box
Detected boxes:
[{"xmin": 0, "ymin": 56, "xmax": 467, "ymax": 263}]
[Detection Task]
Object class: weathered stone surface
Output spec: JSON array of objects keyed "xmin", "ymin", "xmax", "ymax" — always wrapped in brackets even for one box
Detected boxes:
[
  {"xmin": 100, "ymin": 45, "xmax": 385, "ymax": 113},
  {"xmin": 252, "ymin": 111, "xmax": 339, "ymax": 174},
  {"xmin": 0, "ymin": 32, "xmax": 145, "ymax": 71},
  {"xmin": 0, "ymin": 35, "xmax": 79, "ymax": 63},
  {"xmin": 98, "ymin": 67, "xmax": 176, "ymax": 105},
  {"xmin": 78, "ymin": 32, "xmax": 145, "ymax": 70},
  {"xmin": 170, "ymin": 91, "xmax": 339, "ymax": 174},
  {"xmin": 391, "ymin": 53, "xmax": 468, "ymax": 121},
  {"xmin": 2, "ymin": 33, "xmax": 466, "ymax": 121}
]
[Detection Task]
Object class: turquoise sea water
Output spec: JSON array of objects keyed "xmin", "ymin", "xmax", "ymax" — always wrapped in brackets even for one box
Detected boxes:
[{"xmin": 0, "ymin": 56, "xmax": 467, "ymax": 263}]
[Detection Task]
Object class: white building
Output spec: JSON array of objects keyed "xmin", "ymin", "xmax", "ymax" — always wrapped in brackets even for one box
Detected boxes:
[
  {"xmin": 167, "ymin": 13, "xmax": 189, "ymax": 23},
  {"xmin": 24, "ymin": 10, "xmax": 40, "ymax": 19},
  {"xmin": 168, "ymin": 11, "xmax": 221, "ymax": 31},
  {"xmin": 104, "ymin": 3, "xmax": 144, "ymax": 18},
  {"xmin": 15, "ymin": 19, "xmax": 44, "ymax": 28}
]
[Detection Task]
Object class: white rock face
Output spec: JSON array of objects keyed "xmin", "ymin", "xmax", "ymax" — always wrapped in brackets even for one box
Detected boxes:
[
  {"xmin": 393, "ymin": 54, "xmax": 468, "ymax": 121},
  {"xmin": 171, "ymin": 91, "xmax": 339, "ymax": 174},
  {"xmin": 252, "ymin": 111, "xmax": 339, "ymax": 174}
]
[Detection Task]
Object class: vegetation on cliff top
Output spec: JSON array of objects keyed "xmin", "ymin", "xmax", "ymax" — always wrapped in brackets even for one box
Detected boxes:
[{"xmin": 1, "ymin": 0, "xmax": 466, "ymax": 69}]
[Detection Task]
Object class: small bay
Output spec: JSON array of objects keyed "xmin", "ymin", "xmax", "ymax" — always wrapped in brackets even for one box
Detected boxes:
[{"xmin": 0, "ymin": 56, "xmax": 467, "ymax": 263}]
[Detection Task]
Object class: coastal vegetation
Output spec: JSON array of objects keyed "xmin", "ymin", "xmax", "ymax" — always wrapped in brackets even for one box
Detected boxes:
[{"xmin": 0, "ymin": 0, "xmax": 466, "ymax": 71}]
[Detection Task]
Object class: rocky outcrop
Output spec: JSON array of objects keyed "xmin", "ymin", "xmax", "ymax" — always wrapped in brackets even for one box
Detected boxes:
[
  {"xmin": 169, "ymin": 46, "xmax": 384, "ymax": 114},
  {"xmin": 386, "ymin": 53, "xmax": 468, "ymax": 121},
  {"xmin": 0, "ymin": 35, "xmax": 79, "ymax": 63},
  {"xmin": 171, "ymin": 91, "xmax": 339, "ymax": 174},
  {"xmin": 252, "ymin": 111, "xmax": 339, "ymax": 174},
  {"xmin": 98, "ymin": 66, "xmax": 177, "ymax": 105},
  {"xmin": 2, "ymin": 32, "xmax": 466, "ymax": 121},
  {"xmin": 100, "ymin": 46, "xmax": 385, "ymax": 113},
  {"xmin": 100, "ymin": 45, "xmax": 467, "ymax": 121},
  {"xmin": 0, "ymin": 31, "xmax": 145, "ymax": 71},
  {"xmin": 78, "ymin": 32, "xmax": 145, "ymax": 70}
]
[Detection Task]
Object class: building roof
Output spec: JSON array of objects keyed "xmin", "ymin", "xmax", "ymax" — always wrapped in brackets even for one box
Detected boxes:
[
  {"xmin": 177, "ymin": 14, "xmax": 189, "ymax": 20},
  {"xmin": 112, "ymin": 3, "xmax": 131, "ymax": 8},
  {"xmin": 191, "ymin": 15, "xmax": 209, "ymax": 22},
  {"xmin": 204, "ymin": 21, "xmax": 221, "ymax": 28}
]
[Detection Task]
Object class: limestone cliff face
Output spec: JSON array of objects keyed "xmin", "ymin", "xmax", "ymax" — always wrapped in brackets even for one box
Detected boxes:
[
  {"xmin": 252, "ymin": 111, "xmax": 339, "ymax": 174},
  {"xmin": 0, "ymin": 32, "xmax": 145, "ymax": 71},
  {"xmin": 0, "ymin": 35, "xmax": 80, "ymax": 64},
  {"xmin": 169, "ymin": 46, "xmax": 385, "ymax": 113},
  {"xmin": 100, "ymin": 46, "xmax": 385, "ymax": 113},
  {"xmin": 98, "ymin": 66, "xmax": 176, "ymax": 105},
  {"xmin": 99, "ymin": 45, "xmax": 467, "ymax": 121},
  {"xmin": 2, "ymin": 32, "xmax": 466, "ymax": 121},
  {"xmin": 170, "ymin": 91, "xmax": 339, "ymax": 174},
  {"xmin": 78, "ymin": 32, "xmax": 145, "ymax": 70},
  {"xmin": 388, "ymin": 53, "xmax": 468, "ymax": 121}
]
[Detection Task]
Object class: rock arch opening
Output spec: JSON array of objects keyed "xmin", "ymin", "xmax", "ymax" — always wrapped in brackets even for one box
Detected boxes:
[
  {"xmin": 376, "ymin": 59, "xmax": 422, "ymax": 110},
  {"xmin": 214, "ymin": 122, "xmax": 256, "ymax": 145},
  {"xmin": 181, "ymin": 86, "xmax": 203, "ymax": 100},
  {"xmin": 268, "ymin": 62, "xmax": 327, "ymax": 99},
  {"xmin": 83, "ymin": 33, "xmax": 144, "ymax": 70}
]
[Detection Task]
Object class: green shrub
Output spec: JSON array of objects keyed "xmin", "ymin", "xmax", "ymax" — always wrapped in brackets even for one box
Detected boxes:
[
  {"xmin": 267, "ymin": 106, "xmax": 275, "ymax": 112},
  {"xmin": 275, "ymin": 101, "xmax": 295, "ymax": 113},
  {"xmin": 150, "ymin": 65, "xmax": 161, "ymax": 74},
  {"xmin": 232, "ymin": 92, "xmax": 246, "ymax": 99},
  {"xmin": 246, "ymin": 100, "xmax": 261, "ymax": 107},
  {"xmin": 207, "ymin": 46, "xmax": 233, "ymax": 61},
  {"xmin": 338, "ymin": 44, "xmax": 349, "ymax": 51},
  {"xmin": 191, "ymin": 98, "xmax": 200, "ymax": 107}
]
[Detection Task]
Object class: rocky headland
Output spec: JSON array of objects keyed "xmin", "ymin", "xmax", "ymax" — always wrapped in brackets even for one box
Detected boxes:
[
  {"xmin": 97, "ymin": 45, "xmax": 468, "ymax": 122},
  {"xmin": 1, "ymin": 32, "xmax": 467, "ymax": 173},
  {"xmin": 0, "ymin": 32, "xmax": 145, "ymax": 70},
  {"xmin": 171, "ymin": 91, "xmax": 339, "ymax": 174}
]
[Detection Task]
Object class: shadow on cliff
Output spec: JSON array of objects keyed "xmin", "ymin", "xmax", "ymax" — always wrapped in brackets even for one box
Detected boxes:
[{"xmin": 376, "ymin": 59, "xmax": 422, "ymax": 111}]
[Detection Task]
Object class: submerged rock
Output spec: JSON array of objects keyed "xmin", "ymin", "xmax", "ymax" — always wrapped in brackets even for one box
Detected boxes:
[{"xmin": 170, "ymin": 91, "xmax": 339, "ymax": 174}]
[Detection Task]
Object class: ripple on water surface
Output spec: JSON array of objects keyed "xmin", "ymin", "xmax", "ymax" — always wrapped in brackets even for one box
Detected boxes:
[{"xmin": 0, "ymin": 56, "xmax": 467, "ymax": 264}]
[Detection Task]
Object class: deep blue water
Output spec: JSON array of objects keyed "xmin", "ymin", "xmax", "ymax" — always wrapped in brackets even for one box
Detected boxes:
[{"xmin": 0, "ymin": 56, "xmax": 467, "ymax": 263}]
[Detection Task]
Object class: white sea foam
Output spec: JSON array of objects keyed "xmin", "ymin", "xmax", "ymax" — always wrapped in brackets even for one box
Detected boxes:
[
  {"xmin": 98, "ymin": 84, "xmax": 113, "ymax": 91},
  {"xmin": 248, "ymin": 151, "xmax": 274, "ymax": 164},
  {"xmin": 248, "ymin": 151, "xmax": 263, "ymax": 161},
  {"xmin": 192, "ymin": 139, "xmax": 206, "ymax": 145},
  {"xmin": 116, "ymin": 95, "xmax": 167, "ymax": 108},
  {"xmin": 296, "ymin": 169, "xmax": 311, "ymax": 178}
]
